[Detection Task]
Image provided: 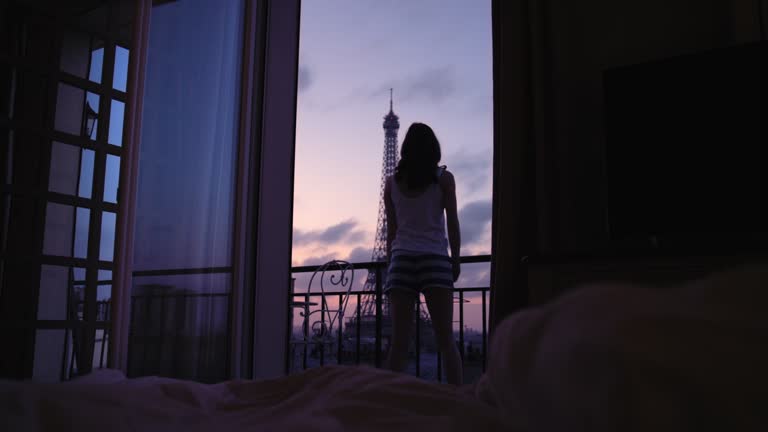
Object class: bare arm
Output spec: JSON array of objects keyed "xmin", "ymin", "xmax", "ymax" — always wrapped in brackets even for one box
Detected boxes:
[
  {"xmin": 384, "ymin": 177, "xmax": 397, "ymax": 260},
  {"xmin": 441, "ymin": 171, "xmax": 461, "ymax": 280}
]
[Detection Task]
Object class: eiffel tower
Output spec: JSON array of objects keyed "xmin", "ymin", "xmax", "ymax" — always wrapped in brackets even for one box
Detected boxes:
[
  {"xmin": 359, "ymin": 89, "xmax": 399, "ymax": 318},
  {"xmin": 358, "ymin": 90, "xmax": 430, "ymax": 323}
]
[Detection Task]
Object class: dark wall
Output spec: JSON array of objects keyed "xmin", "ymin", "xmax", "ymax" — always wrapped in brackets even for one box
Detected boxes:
[{"xmin": 532, "ymin": 0, "xmax": 763, "ymax": 254}]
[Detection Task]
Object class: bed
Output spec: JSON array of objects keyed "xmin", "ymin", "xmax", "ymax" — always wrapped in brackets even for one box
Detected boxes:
[{"xmin": 2, "ymin": 265, "xmax": 766, "ymax": 431}]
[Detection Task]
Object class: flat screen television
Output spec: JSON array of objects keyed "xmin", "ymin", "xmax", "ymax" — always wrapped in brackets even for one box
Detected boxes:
[{"xmin": 603, "ymin": 42, "xmax": 768, "ymax": 252}]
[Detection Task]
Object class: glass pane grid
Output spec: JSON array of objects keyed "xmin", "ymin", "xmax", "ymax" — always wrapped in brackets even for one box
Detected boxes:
[{"xmin": 1, "ymin": 0, "xmax": 133, "ymax": 383}]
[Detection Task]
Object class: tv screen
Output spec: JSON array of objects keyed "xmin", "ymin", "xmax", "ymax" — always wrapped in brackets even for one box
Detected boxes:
[{"xmin": 604, "ymin": 42, "xmax": 768, "ymax": 251}]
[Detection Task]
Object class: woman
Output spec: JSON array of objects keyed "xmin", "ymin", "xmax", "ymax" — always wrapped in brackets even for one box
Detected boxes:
[{"xmin": 383, "ymin": 122, "xmax": 463, "ymax": 385}]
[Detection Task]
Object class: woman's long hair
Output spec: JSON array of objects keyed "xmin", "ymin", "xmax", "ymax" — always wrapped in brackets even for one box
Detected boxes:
[{"xmin": 394, "ymin": 123, "xmax": 442, "ymax": 189}]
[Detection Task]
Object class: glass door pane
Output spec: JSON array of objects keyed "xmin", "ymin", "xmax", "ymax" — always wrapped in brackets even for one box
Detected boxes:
[{"xmin": 0, "ymin": 1, "xmax": 134, "ymax": 381}]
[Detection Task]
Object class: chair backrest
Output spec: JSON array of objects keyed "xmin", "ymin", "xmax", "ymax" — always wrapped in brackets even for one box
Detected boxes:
[{"xmin": 306, "ymin": 260, "xmax": 354, "ymax": 338}]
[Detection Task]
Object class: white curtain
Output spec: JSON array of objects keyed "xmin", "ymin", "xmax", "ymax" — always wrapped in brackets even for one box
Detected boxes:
[{"xmin": 130, "ymin": 0, "xmax": 244, "ymax": 382}]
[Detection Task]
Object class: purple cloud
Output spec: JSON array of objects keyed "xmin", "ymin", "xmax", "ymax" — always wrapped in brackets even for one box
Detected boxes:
[
  {"xmin": 458, "ymin": 200, "xmax": 492, "ymax": 246},
  {"xmin": 293, "ymin": 219, "xmax": 362, "ymax": 246},
  {"xmin": 446, "ymin": 151, "xmax": 491, "ymax": 194},
  {"xmin": 368, "ymin": 66, "xmax": 457, "ymax": 105},
  {"xmin": 346, "ymin": 246, "xmax": 372, "ymax": 263}
]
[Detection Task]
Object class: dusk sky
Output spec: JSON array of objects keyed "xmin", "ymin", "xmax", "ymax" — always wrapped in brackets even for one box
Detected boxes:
[{"xmin": 292, "ymin": 0, "xmax": 494, "ymax": 275}]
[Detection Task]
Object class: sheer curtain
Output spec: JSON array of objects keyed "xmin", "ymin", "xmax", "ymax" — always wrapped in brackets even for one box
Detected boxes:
[{"xmin": 130, "ymin": 0, "xmax": 244, "ymax": 382}]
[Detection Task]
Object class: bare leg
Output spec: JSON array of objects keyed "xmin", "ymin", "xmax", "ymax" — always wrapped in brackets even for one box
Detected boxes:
[
  {"xmin": 424, "ymin": 288, "xmax": 463, "ymax": 385},
  {"xmin": 384, "ymin": 289, "xmax": 417, "ymax": 373}
]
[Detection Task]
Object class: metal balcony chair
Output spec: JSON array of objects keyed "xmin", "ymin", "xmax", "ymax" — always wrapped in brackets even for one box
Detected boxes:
[{"xmin": 290, "ymin": 260, "xmax": 355, "ymax": 371}]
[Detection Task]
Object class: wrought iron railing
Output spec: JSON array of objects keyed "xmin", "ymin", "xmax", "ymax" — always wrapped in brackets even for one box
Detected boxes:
[
  {"xmin": 288, "ymin": 255, "xmax": 491, "ymax": 382},
  {"xmin": 80, "ymin": 256, "xmax": 491, "ymax": 383},
  {"xmin": 73, "ymin": 267, "xmax": 233, "ymax": 379},
  {"xmin": 126, "ymin": 291, "xmax": 231, "ymax": 380}
]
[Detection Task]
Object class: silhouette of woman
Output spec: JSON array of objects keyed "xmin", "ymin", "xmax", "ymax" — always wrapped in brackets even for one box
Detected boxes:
[{"xmin": 383, "ymin": 122, "xmax": 463, "ymax": 385}]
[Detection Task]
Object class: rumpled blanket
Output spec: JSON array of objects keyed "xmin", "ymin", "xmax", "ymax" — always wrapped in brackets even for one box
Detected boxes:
[
  {"xmin": 0, "ymin": 363, "xmax": 504, "ymax": 432},
  {"xmin": 480, "ymin": 264, "xmax": 768, "ymax": 431}
]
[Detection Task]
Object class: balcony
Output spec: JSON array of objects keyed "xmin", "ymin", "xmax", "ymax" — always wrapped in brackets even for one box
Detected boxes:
[{"xmin": 288, "ymin": 255, "xmax": 491, "ymax": 383}]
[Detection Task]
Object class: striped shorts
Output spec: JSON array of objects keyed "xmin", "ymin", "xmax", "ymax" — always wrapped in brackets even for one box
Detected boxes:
[{"xmin": 384, "ymin": 252, "xmax": 454, "ymax": 293}]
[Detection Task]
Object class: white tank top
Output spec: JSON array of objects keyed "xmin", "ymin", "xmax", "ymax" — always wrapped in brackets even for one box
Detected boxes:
[{"xmin": 390, "ymin": 168, "xmax": 449, "ymax": 255}]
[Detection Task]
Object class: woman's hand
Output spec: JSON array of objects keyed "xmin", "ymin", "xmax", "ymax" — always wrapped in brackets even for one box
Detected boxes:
[{"xmin": 452, "ymin": 258, "xmax": 461, "ymax": 282}]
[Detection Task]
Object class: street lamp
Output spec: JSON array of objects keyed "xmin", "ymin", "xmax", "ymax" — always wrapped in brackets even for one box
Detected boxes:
[{"xmin": 82, "ymin": 100, "xmax": 98, "ymax": 139}]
